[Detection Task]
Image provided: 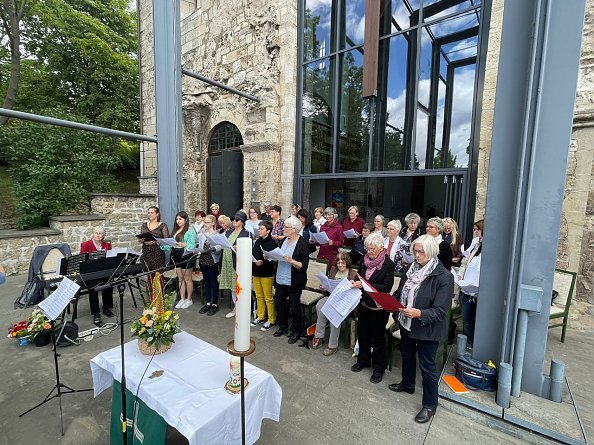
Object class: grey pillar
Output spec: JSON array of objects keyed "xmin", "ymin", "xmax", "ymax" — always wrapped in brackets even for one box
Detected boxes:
[
  {"xmin": 474, "ymin": 0, "xmax": 585, "ymax": 397},
  {"xmin": 152, "ymin": 0, "xmax": 184, "ymax": 227}
]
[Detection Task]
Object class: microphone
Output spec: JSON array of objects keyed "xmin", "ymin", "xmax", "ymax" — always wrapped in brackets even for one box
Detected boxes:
[{"xmin": 200, "ymin": 245, "xmax": 222, "ymax": 255}]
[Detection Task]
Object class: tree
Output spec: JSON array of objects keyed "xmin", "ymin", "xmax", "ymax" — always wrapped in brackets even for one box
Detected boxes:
[
  {"xmin": 4, "ymin": 107, "xmax": 120, "ymax": 229},
  {"xmin": 0, "ymin": 0, "xmax": 27, "ymax": 126}
]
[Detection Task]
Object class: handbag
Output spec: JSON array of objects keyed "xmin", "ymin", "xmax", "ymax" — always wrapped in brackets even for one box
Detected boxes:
[
  {"xmin": 454, "ymin": 353, "xmax": 497, "ymax": 391},
  {"xmin": 54, "ymin": 321, "xmax": 79, "ymax": 347}
]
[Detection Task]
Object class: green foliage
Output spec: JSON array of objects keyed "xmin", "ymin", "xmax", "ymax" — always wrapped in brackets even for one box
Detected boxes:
[{"xmin": 3, "ymin": 107, "xmax": 120, "ymax": 229}]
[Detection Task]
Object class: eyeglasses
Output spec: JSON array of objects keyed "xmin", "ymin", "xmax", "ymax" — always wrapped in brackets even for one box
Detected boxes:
[
  {"xmin": 413, "ymin": 248, "xmax": 426, "ymax": 255},
  {"xmin": 249, "ymin": 210, "xmax": 257, "ymax": 214},
  {"xmin": 473, "ymin": 227, "xmax": 480, "ymax": 231}
]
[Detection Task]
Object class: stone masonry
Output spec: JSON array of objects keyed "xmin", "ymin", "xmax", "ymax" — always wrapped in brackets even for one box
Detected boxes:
[
  {"xmin": 0, "ymin": 194, "xmax": 155, "ymax": 275},
  {"xmin": 138, "ymin": 0, "xmax": 298, "ymax": 214}
]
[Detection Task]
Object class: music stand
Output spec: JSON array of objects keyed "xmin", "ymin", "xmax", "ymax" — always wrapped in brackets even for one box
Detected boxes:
[{"xmin": 19, "ymin": 278, "xmax": 93, "ymax": 435}]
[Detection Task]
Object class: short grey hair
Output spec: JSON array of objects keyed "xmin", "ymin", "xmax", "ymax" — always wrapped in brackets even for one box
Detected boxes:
[
  {"xmin": 411, "ymin": 234, "xmax": 439, "ymax": 259},
  {"xmin": 93, "ymin": 226, "xmax": 105, "ymax": 235},
  {"xmin": 324, "ymin": 207, "xmax": 337, "ymax": 217},
  {"xmin": 387, "ymin": 220, "xmax": 402, "ymax": 232},
  {"xmin": 405, "ymin": 213, "xmax": 421, "ymax": 225},
  {"xmin": 364, "ymin": 232, "xmax": 385, "ymax": 250},
  {"xmin": 374, "ymin": 214, "xmax": 386, "ymax": 225},
  {"xmin": 348, "ymin": 205, "xmax": 359, "ymax": 213},
  {"xmin": 427, "ymin": 217, "xmax": 444, "ymax": 233},
  {"xmin": 284, "ymin": 216, "xmax": 302, "ymax": 231}
]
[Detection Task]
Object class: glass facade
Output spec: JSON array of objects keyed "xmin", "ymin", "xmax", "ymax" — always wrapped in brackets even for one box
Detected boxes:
[{"xmin": 297, "ymin": 0, "xmax": 486, "ymax": 231}]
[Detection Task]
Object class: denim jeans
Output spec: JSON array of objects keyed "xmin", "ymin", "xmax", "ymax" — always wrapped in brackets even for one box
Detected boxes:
[
  {"xmin": 460, "ymin": 292, "xmax": 477, "ymax": 346},
  {"xmin": 399, "ymin": 328, "xmax": 440, "ymax": 409}
]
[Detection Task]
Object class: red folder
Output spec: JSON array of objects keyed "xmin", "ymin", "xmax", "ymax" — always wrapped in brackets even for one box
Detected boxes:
[{"xmin": 367, "ymin": 292, "xmax": 404, "ymax": 311}]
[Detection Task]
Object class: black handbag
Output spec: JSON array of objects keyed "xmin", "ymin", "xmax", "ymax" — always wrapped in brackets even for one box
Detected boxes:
[
  {"xmin": 54, "ymin": 321, "xmax": 79, "ymax": 347},
  {"xmin": 454, "ymin": 354, "xmax": 497, "ymax": 391}
]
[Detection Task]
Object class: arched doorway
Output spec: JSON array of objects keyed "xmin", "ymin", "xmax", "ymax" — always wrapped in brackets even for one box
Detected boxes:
[{"xmin": 207, "ymin": 122, "xmax": 244, "ymax": 215}]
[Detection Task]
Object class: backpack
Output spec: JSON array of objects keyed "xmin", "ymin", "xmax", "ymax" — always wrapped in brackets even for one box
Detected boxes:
[{"xmin": 14, "ymin": 276, "xmax": 45, "ymax": 309}]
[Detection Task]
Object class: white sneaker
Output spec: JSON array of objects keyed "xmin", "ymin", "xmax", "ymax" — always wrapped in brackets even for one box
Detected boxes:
[
  {"xmin": 185, "ymin": 300, "xmax": 193, "ymax": 308},
  {"xmin": 251, "ymin": 318, "xmax": 264, "ymax": 327},
  {"xmin": 225, "ymin": 311, "xmax": 235, "ymax": 319},
  {"xmin": 175, "ymin": 300, "xmax": 185, "ymax": 309}
]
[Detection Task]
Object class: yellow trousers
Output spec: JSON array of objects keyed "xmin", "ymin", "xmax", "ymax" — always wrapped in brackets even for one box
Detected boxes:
[{"xmin": 253, "ymin": 276, "xmax": 275, "ymax": 324}]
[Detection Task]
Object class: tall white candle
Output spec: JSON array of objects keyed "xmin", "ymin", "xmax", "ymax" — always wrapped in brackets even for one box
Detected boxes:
[{"xmin": 234, "ymin": 237, "xmax": 252, "ymax": 351}]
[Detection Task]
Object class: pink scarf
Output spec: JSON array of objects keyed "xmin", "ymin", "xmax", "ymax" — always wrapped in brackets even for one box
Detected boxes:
[{"xmin": 363, "ymin": 250, "xmax": 387, "ymax": 280}]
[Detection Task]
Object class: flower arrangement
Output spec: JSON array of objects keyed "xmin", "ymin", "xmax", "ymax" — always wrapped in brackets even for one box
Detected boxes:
[
  {"xmin": 130, "ymin": 273, "xmax": 181, "ymax": 353},
  {"xmin": 26, "ymin": 309, "xmax": 52, "ymax": 340},
  {"xmin": 8, "ymin": 320, "xmax": 29, "ymax": 338}
]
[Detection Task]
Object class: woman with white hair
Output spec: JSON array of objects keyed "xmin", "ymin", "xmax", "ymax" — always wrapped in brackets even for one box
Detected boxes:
[
  {"xmin": 385, "ymin": 220, "xmax": 413, "ymax": 274},
  {"xmin": 425, "ymin": 217, "xmax": 453, "ymax": 271},
  {"xmin": 80, "ymin": 226, "xmax": 114, "ymax": 326},
  {"xmin": 316, "ymin": 207, "xmax": 344, "ymax": 265},
  {"xmin": 273, "ymin": 216, "xmax": 310, "ymax": 343},
  {"xmin": 389, "ymin": 234, "xmax": 453, "ymax": 424},
  {"xmin": 350, "ymin": 232, "xmax": 395, "ymax": 384}
]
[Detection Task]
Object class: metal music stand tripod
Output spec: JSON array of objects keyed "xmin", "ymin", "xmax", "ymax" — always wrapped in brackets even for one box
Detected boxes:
[{"xmin": 18, "ymin": 280, "xmax": 93, "ymax": 435}]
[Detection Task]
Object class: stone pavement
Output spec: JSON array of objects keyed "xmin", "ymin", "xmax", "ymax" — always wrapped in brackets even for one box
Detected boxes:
[{"xmin": 0, "ymin": 273, "xmax": 591, "ymax": 445}]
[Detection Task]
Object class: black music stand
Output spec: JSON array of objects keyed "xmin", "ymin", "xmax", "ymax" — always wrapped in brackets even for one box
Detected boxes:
[{"xmin": 19, "ymin": 283, "xmax": 93, "ymax": 435}]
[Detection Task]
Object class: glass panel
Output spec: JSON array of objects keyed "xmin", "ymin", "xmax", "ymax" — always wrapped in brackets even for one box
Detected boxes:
[
  {"xmin": 386, "ymin": 0, "xmax": 419, "ymax": 35},
  {"xmin": 423, "ymin": 0, "xmax": 470, "ymax": 21},
  {"xmin": 301, "ymin": 175, "xmax": 457, "ymax": 227},
  {"xmin": 414, "ymin": 108, "xmax": 429, "ymax": 169},
  {"xmin": 442, "ymin": 35, "xmax": 478, "ymax": 61},
  {"xmin": 417, "ymin": 27, "xmax": 432, "ymax": 108},
  {"xmin": 448, "ymin": 64, "xmax": 476, "ymax": 168},
  {"xmin": 304, "ymin": 0, "xmax": 335, "ymax": 62},
  {"xmin": 428, "ymin": 10, "xmax": 478, "ymax": 38},
  {"xmin": 433, "ymin": 78, "xmax": 446, "ymax": 166},
  {"xmin": 340, "ymin": 0, "xmax": 365, "ymax": 49},
  {"xmin": 373, "ymin": 33, "xmax": 409, "ymax": 171},
  {"xmin": 302, "ymin": 58, "xmax": 334, "ymax": 174},
  {"xmin": 338, "ymin": 49, "xmax": 369, "ymax": 172}
]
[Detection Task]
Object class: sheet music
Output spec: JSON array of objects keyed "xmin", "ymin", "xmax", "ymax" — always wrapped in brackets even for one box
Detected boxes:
[
  {"xmin": 321, "ymin": 278, "xmax": 361, "ymax": 327},
  {"xmin": 451, "ymin": 269, "xmax": 479, "ymax": 295},
  {"xmin": 38, "ymin": 277, "xmax": 80, "ymax": 321},
  {"xmin": 356, "ymin": 273, "xmax": 377, "ymax": 293},
  {"xmin": 317, "ymin": 272, "xmax": 342, "ymax": 293},
  {"xmin": 156, "ymin": 237, "xmax": 178, "ymax": 247},
  {"xmin": 262, "ymin": 247, "xmax": 285, "ymax": 262},
  {"xmin": 343, "ymin": 228, "xmax": 358, "ymax": 238},
  {"xmin": 252, "ymin": 255, "xmax": 258, "ymax": 263},
  {"xmin": 107, "ymin": 247, "xmax": 141, "ymax": 258},
  {"xmin": 205, "ymin": 233, "xmax": 233, "ymax": 250},
  {"xmin": 310, "ymin": 231, "xmax": 330, "ymax": 244}
]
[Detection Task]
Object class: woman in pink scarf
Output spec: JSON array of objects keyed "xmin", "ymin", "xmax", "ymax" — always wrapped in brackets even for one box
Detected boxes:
[
  {"xmin": 350, "ymin": 232, "xmax": 395, "ymax": 384},
  {"xmin": 388, "ymin": 234, "xmax": 454, "ymax": 424}
]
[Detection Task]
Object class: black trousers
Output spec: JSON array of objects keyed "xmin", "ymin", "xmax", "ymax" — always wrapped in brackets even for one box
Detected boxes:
[
  {"xmin": 89, "ymin": 288, "xmax": 113, "ymax": 316},
  {"xmin": 356, "ymin": 304, "xmax": 389, "ymax": 373},
  {"xmin": 274, "ymin": 284, "xmax": 303, "ymax": 335},
  {"xmin": 399, "ymin": 328, "xmax": 440, "ymax": 410}
]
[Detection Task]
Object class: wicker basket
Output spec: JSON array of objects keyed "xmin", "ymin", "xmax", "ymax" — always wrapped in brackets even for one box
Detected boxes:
[{"xmin": 138, "ymin": 338, "xmax": 172, "ymax": 355}]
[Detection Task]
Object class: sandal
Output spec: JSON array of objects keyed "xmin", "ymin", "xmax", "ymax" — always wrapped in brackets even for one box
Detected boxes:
[
  {"xmin": 312, "ymin": 337, "xmax": 324, "ymax": 349},
  {"xmin": 323, "ymin": 347, "xmax": 338, "ymax": 356}
]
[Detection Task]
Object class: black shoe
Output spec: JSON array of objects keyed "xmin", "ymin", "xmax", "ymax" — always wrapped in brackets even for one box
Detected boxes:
[
  {"xmin": 351, "ymin": 362, "xmax": 370, "ymax": 373},
  {"xmin": 388, "ymin": 382, "xmax": 415, "ymax": 394},
  {"xmin": 206, "ymin": 305, "xmax": 219, "ymax": 316},
  {"xmin": 103, "ymin": 308, "xmax": 115, "ymax": 317},
  {"xmin": 414, "ymin": 408, "xmax": 436, "ymax": 424},
  {"xmin": 273, "ymin": 328, "xmax": 286, "ymax": 337},
  {"xmin": 199, "ymin": 304, "xmax": 210, "ymax": 314},
  {"xmin": 288, "ymin": 334, "xmax": 299, "ymax": 344},
  {"xmin": 370, "ymin": 371, "xmax": 384, "ymax": 384},
  {"xmin": 93, "ymin": 315, "xmax": 104, "ymax": 327}
]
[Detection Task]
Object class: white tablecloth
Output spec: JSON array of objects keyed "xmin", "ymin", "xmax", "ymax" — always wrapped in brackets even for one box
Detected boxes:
[{"xmin": 90, "ymin": 332, "xmax": 282, "ymax": 445}]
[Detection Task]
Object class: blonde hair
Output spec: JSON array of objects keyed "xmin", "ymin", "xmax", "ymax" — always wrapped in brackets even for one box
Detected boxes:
[
  {"xmin": 218, "ymin": 214, "xmax": 231, "ymax": 228},
  {"xmin": 204, "ymin": 215, "xmax": 216, "ymax": 225},
  {"xmin": 443, "ymin": 217, "xmax": 459, "ymax": 246}
]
